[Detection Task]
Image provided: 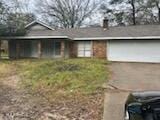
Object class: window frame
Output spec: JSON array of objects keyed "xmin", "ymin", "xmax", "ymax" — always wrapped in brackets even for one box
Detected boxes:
[{"xmin": 77, "ymin": 41, "xmax": 92, "ymax": 57}]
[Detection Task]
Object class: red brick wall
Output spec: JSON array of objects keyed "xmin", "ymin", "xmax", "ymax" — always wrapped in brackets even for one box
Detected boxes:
[
  {"xmin": 92, "ymin": 41, "xmax": 107, "ymax": 58},
  {"xmin": 69, "ymin": 41, "xmax": 77, "ymax": 58}
]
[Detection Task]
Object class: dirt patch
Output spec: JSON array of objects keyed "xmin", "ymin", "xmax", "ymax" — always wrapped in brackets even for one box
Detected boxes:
[
  {"xmin": 2, "ymin": 75, "xmax": 20, "ymax": 89},
  {"xmin": 0, "ymin": 84, "xmax": 104, "ymax": 120},
  {"xmin": 37, "ymin": 93, "xmax": 104, "ymax": 120}
]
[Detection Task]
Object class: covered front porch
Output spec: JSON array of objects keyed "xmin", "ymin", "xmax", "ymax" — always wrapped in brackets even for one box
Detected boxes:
[{"xmin": 6, "ymin": 38, "xmax": 72, "ymax": 59}]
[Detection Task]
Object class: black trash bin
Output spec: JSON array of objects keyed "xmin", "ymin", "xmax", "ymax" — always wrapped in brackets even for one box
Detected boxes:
[{"xmin": 125, "ymin": 91, "xmax": 160, "ymax": 120}]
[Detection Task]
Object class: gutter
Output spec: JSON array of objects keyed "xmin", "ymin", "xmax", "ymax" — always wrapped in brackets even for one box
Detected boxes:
[
  {"xmin": 0, "ymin": 36, "xmax": 72, "ymax": 40},
  {"xmin": 73, "ymin": 36, "xmax": 160, "ymax": 40},
  {"xmin": 1, "ymin": 36, "xmax": 160, "ymax": 41}
]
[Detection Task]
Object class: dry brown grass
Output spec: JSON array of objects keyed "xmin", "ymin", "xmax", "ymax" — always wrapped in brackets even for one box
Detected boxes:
[{"xmin": 0, "ymin": 62, "xmax": 15, "ymax": 78}]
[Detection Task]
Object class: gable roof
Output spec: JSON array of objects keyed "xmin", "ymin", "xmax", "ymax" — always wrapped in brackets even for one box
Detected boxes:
[
  {"xmin": 3, "ymin": 22, "xmax": 160, "ymax": 40},
  {"xmin": 25, "ymin": 20, "xmax": 55, "ymax": 30}
]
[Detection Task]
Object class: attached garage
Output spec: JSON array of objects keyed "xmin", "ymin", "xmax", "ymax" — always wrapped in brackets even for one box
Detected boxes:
[{"xmin": 107, "ymin": 40, "xmax": 160, "ymax": 63}]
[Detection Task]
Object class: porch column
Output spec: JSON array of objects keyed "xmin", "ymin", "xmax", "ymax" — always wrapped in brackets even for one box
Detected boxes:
[
  {"xmin": 16, "ymin": 40, "xmax": 20, "ymax": 59},
  {"xmin": 38, "ymin": 40, "xmax": 42, "ymax": 58},
  {"xmin": 61, "ymin": 40, "xmax": 65, "ymax": 58},
  {"xmin": 0, "ymin": 40, "xmax": 1, "ymax": 59}
]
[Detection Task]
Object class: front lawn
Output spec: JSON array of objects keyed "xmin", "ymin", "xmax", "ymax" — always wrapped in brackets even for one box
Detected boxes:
[
  {"xmin": 20, "ymin": 59, "xmax": 108, "ymax": 96},
  {"xmin": 0, "ymin": 58, "xmax": 109, "ymax": 119}
]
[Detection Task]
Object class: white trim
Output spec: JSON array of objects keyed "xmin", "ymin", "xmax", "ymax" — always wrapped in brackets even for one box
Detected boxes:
[
  {"xmin": 2, "ymin": 36, "xmax": 160, "ymax": 40},
  {"xmin": 73, "ymin": 36, "xmax": 160, "ymax": 40},
  {"xmin": 25, "ymin": 20, "xmax": 55, "ymax": 30},
  {"xmin": 2, "ymin": 36, "xmax": 69, "ymax": 39}
]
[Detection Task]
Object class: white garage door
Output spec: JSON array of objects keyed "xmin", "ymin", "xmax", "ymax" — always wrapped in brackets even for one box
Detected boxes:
[{"xmin": 107, "ymin": 40, "xmax": 160, "ymax": 63}]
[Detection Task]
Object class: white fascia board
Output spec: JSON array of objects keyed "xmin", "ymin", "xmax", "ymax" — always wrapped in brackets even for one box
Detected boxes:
[
  {"xmin": 2, "ymin": 36, "xmax": 160, "ymax": 40},
  {"xmin": 25, "ymin": 21, "xmax": 36, "ymax": 28},
  {"xmin": 1, "ymin": 36, "xmax": 70, "ymax": 40},
  {"xmin": 25, "ymin": 20, "xmax": 55, "ymax": 30},
  {"xmin": 73, "ymin": 36, "xmax": 160, "ymax": 40}
]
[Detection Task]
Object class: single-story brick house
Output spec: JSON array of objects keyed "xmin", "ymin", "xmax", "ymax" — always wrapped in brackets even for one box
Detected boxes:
[{"xmin": 2, "ymin": 18, "xmax": 160, "ymax": 63}]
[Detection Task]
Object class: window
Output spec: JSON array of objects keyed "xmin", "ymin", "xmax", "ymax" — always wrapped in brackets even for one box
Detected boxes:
[{"xmin": 78, "ymin": 41, "xmax": 91, "ymax": 57}]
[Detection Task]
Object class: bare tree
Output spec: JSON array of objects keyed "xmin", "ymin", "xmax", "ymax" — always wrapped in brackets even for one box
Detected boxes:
[
  {"xmin": 146, "ymin": 0, "xmax": 160, "ymax": 23},
  {"xmin": 37, "ymin": 0, "xmax": 100, "ymax": 28},
  {"xmin": 109, "ymin": 0, "xmax": 138, "ymax": 25},
  {"xmin": 10, "ymin": 0, "xmax": 32, "ymax": 13},
  {"xmin": 0, "ymin": 0, "xmax": 9, "ymax": 23},
  {"xmin": 101, "ymin": 0, "xmax": 155, "ymax": 25},
  {"xmin": 0, "ymin": 0, "xmax": 35, "ymax": 36}
]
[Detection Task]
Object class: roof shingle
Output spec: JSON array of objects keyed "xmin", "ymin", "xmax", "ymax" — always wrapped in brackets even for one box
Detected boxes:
[
  {"xmin": 61, "ymin": 25, "xmax": 160, "ymax": 38},
  {"xmin": 24, "ymin": 24, "xmax": 160, "ymax": 39}
]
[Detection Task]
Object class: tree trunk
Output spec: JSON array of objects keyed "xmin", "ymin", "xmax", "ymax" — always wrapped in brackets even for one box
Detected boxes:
[
  {"xmin": 155, "ymin": 2, "xmax": 160, "ymax": 24},
  {"xmin": 131, "ymin": 0, "xmax": 136, "ymax": 25}
]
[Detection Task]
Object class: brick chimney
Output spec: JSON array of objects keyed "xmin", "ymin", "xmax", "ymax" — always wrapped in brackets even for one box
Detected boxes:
[{"xmin": 103, "ymin": 17, "xmax": 109, "ymax": 29}]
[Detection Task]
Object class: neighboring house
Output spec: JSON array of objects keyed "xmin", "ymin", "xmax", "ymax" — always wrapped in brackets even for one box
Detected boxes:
[{"xmin": 2, "ymin": 18, "xmax": 160, "ymax": 63}]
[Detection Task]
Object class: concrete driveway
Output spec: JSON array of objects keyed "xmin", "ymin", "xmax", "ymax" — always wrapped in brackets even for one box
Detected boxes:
[{"xmin": 103, "ymin": 62, "xmax": 160, "ymax": 120}]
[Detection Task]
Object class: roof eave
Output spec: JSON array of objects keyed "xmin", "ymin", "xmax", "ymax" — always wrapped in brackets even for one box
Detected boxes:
[
  {"xmin": 1, "ymin": 36, "xmax": 160, "ymax": 41},
  {"xmin": 0, "ymin": 36, "xmax": 71, "ymax": 40},
  {"xmin": 73, "ymin": 36, "xmax": 160, "ymax": 40}
]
